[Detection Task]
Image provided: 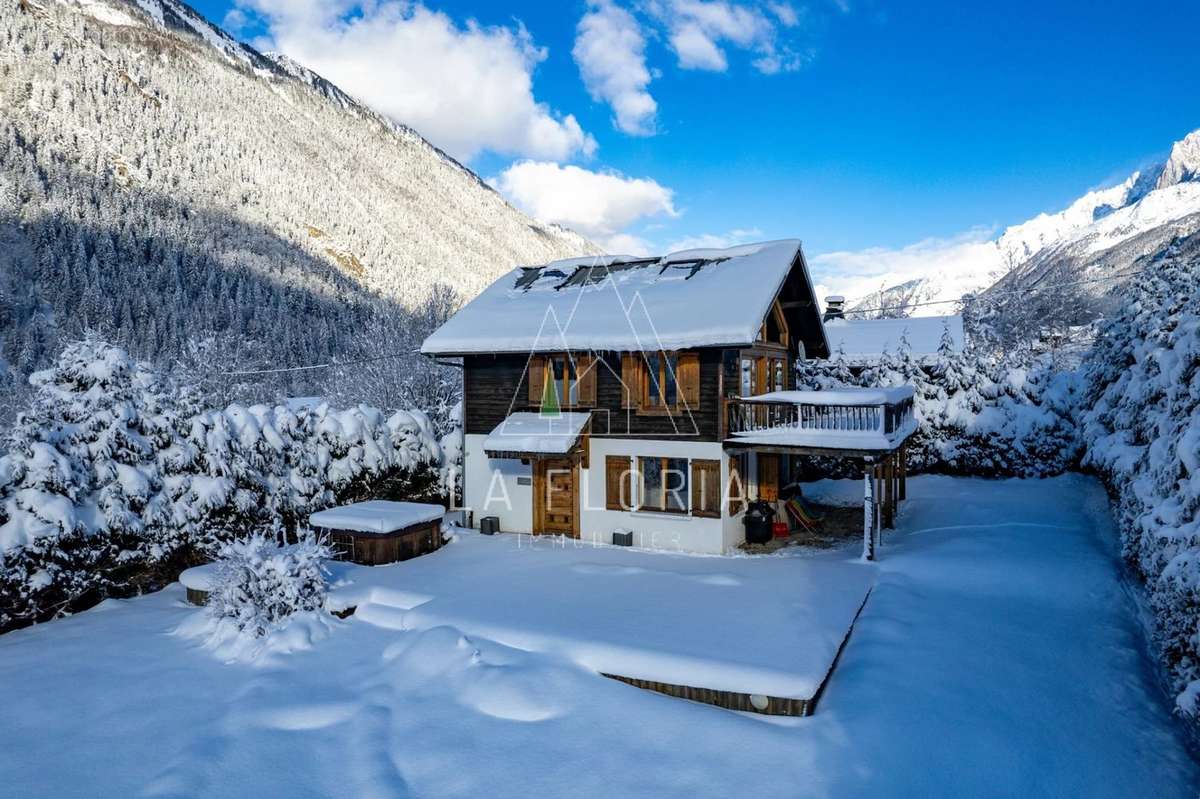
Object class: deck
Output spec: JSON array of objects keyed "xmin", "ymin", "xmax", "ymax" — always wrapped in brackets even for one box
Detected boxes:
[
  {"xmin": 723, "ymin": 387, "xmax": 917, "ymax": 456},
  {"xmin": 723, "ymin": 386, "xmax": 919, "ymax": 561}
]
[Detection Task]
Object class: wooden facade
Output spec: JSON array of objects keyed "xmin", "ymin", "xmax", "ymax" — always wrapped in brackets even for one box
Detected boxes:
[{"xmin": 463, "ymin": 349, "xmax": 727, "ymax": 441}]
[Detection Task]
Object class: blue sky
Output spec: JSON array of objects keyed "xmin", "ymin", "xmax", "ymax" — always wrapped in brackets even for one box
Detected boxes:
[{"xmin": 192, "ymin": 0, "xmax": 1199, "ymax": 287}]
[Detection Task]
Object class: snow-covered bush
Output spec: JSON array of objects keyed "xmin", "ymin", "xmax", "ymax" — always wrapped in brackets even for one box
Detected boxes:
[
  {"xmin": 0, "ymin": 338, "xmax": 195, "ymax": 628},
  {"xmin": 439, "ymin": 401, "xmax": 464, "ymax": 503},
  {"xmin": 1077, "ymin": 232, "xmax": 1200, "ymax": 715},
  {"xmin": 0, "ymin": 340, "xmax": 453, "ymax": 633},
  {"xmin": 206, "ymin": 533, "xmax": 331, "ymax": 638}
]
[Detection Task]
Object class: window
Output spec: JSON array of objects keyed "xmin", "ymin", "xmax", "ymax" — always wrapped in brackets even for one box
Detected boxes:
[
  {"xmin": 644, "ymin": 352, "xmax": 678, "ymax": 408},
  {"xmin": 739, "ymin": 354, "xmax": 787, "ymax": 397},
  {"xmin": 529, "ymin": 353, "xmax": 596, "ymax": 407},
  {"xmin": 638, "ymin": 456, "xmax": 689, "ymax": 513},
  {"xmin": 621, "ymin": 352, "xmax": 699, "ymax": 412},
  {"xmin": 548, "ymin": 355, "xmax": 578, "ymax": 406},
  {"xmin": 691, "ymin": 460, "xmax": 721, "ymax": 518}
]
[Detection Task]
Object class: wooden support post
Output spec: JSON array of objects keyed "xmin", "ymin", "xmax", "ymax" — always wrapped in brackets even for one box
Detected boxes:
[
  {"xmin": 882, "ymin": 453, "xmax": 895, "ymax": 529},
  {"xmin": 862, "ymin": 457, "xmax": 875, "ymax": 561},
  {"xmin": 898, "ymin": 444, "xmax": 907, "ymax": 502}
]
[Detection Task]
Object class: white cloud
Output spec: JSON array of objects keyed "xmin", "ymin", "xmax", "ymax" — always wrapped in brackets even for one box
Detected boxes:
[
  {"xmin": 649, "ymin": 0, "xmax": 805, "ymax": 74},
  {"xmin": 234, "ymin": 1, "xmax": 596, "ymax": 163},
  {"xmin": 573, "ymin": 1, "xmax": 657, "ymax": 136},
  {"xmin": 663, "ymin": 228, "xmax": 763, "ymax": 252},
  {"xmin": 811, "ymin": 228, "xmax": 1006, "ymax": 310},
  {"xmin": 492, "ymin": 161, "xmax": 678, "ymax": 254}
]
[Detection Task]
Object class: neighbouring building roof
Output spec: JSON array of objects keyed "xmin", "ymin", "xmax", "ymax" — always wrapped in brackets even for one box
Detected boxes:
[
  {"xmin": 823, "ymin": 315, "xmax": 964, "ymax": 362},
  {"xmin": 421, "ymin": 240, "xmax": 828, "ymax": 357},
  {"xmin": 483, "ymin": 411, "xmax": 592, "ymax": 458}
]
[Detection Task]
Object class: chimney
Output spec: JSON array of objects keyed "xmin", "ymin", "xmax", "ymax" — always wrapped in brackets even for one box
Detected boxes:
[{"xmin": 823, "ymin": 295, "xmax": 845, "ymax": 322}]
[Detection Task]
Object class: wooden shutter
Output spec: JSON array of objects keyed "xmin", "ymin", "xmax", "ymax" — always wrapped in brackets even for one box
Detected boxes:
[
  {"xmin": 691, "ymin": 459, "xmax": 720, "ymax": 518},
  {"xmin": 758, "ymin": 454, "xmax": 780, "ymax": 502},
  {"xmin": 576, "ymin": 354, "xmax": 597, "ymax": 406},
  {"xmin": 727, "ymin": 455, "xmax": 745, "ymax": 516},
  {"xmin": 605, "ymin": 455, "xmax": 632, "ymax": 511},
  {"xmin": 620, "ymin": 353, "xmax": 639, "ymax": 409},
  {"xmin": 528, "ymin": 355, "xmax": 545, "ymax": 405},
  {"xmin": 678, "ymin": 352, "xmax": 700, "ymax": 408},
  {"xmin": 754, "ymin": 356, "xmax": 768, "ymax": 395}
]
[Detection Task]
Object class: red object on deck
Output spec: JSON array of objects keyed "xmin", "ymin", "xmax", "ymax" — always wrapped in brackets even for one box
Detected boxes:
[{"xmin": 772, "ymin": 521, "xmax": 790, "ymax": 539}]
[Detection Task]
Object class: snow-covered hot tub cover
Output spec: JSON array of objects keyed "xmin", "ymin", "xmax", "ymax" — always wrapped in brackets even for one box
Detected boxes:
[
  {"xmin": 179, "ymin": 563, "xmax": 218, "ymax": 592},
  {"xmin": 483, "ymin": 412, "xmax": 591, "ymax": 457},
  {"xmin": 309, "ymin": 501, "xmax": 445, "ymax": 535}
]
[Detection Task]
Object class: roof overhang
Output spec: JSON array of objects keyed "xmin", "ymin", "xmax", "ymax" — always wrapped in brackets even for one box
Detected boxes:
[{"xmin": 482, "ymin": 411, "xmax": 592, "ymax": 460}]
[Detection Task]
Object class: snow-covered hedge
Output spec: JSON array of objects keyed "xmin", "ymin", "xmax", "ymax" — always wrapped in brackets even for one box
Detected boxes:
[
  {"xmin": 1077, "ymin": 234, "xmax": 1200, "ymax": 715},
  {"xmin": 794, "ymin": 329, "xmax": 1080, "ymax": 478},
  {"xmin": 0, "ymin": 339, "xmax": 448, "ymax": 632},
  {"xmin": 207, "ymin": 534, "xmax": 331, "ymax": 638},
  {"xmin": 438, "ymin": 401, "xmax": 464, "ymax": 503}
]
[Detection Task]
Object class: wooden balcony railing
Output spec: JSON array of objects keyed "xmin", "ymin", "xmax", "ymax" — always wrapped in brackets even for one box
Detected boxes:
[{"xmin": 724, "ymin": 394, "xmax": 915, "ymax": 438}]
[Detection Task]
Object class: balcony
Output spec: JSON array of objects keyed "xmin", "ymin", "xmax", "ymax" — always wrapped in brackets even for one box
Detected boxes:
[{"xmin": 724, "ymin": 387, "xmax": 917, "ymax": 455}]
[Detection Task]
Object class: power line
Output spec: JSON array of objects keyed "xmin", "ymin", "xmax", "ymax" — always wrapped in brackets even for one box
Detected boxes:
[
  {"xmin": 845, "ymin": 267, "xmax": 1149, "ymax": 315},
  {"xmin": 220, "ymin": 350, "xmax": 422, "ymax": 377},
  {"xmin": 217, "ymin": 267, "xmax": 1151, "ymax": 376}
]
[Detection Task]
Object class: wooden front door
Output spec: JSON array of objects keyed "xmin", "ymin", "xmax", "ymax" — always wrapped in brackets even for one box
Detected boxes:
[
  {"xmin": 534, "ymin": 457, "xmax": 578, "ymax": 538},
  {"xmin": 757, "ymin": 453, "xmax": 780, "ymax": 502}
]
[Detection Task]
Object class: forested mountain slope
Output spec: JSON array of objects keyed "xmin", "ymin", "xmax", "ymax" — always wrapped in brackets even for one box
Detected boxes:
[{"xmin": 0, "ymin": 0, "xmax": 594, "ymax": 411}]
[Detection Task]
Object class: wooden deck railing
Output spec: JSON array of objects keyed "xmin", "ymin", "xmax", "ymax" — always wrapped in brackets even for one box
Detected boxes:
[{"xmin": 724, "ymin": 396, "xmax": 914, "ymax": 438}]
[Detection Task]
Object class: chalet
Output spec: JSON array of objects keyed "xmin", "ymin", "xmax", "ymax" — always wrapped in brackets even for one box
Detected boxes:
[{"xmin": 421, "ymin": 239, "xmax": 916, "ymax": 557}]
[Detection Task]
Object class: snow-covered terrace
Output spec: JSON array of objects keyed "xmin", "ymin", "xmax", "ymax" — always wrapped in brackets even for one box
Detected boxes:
[
  {"xmin": 326, "ymin": 531, "xmax": 875, "ymax": 711},
  {"xmin": 726, "ymin": 386, "xmax": 917, "ymax": 455}
]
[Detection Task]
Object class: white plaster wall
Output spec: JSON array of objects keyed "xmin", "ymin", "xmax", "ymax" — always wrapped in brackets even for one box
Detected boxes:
[
  {"xmin": 464, "ymin": 433, "xmax": 752, "ymax": 554},
  {"xmin": 582, "ymin": 438, "xmax": 732, "ymax": 555},
  {"xmin": 463, "ymin": 434, "xmax": 533, "ymax": 533}
]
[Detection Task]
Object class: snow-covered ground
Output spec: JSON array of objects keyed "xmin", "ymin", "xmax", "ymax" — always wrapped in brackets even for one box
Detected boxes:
[
  {"xmin": 325, "ymin": 528, "xmax": 875, "ymax": 700},
  {"xmin": 0, "ymin": 475, "xmax": 1195, "ymax": 798}
]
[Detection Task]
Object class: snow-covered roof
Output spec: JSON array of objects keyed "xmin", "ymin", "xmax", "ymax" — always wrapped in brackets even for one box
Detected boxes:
[
  {"xmin": 744, "ymin": 387, "xmax": 914, "ymax": 405},
  {"xmin": 483, "ymin": 412, "xmax": 592, "ymax": 456},
  {"xmin": 421, "ymin": 240, "xmax": 828, "ymax": 356},
  {"xmin": 824, "ymin": 315, "xmax": 963, "ymax": 362},
  {"xmin": 309, "ymin": 501, "xmax": 444, "ymax": 534}
]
